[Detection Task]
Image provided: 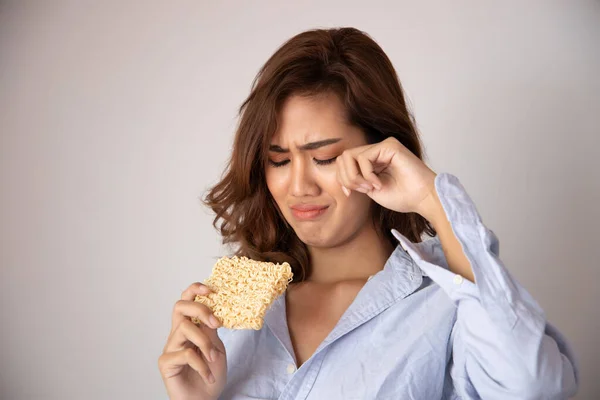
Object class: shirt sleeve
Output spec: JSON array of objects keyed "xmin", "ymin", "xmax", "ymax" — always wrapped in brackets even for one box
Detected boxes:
[
  {"xmin": 216, "ymin": 326, "xmax": 232, "ymax": 349},
  {"xmin": 392, "ymin": 172, "xmax": 579, "ymax": 400}
]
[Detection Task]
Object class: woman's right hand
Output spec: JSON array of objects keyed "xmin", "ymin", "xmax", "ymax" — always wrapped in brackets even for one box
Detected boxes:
[{"xmin": 159, "ymin": 282, "xmax": 228, "ymax": 400}]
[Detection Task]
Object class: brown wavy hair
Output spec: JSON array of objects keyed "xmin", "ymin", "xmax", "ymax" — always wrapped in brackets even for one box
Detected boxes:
[{"xmin": 202, "ymin": 27, "xmax": 436, "ymax": 283}]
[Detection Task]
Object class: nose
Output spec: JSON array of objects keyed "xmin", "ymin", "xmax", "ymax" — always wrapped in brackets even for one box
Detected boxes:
[{"xmin": 290, "ymin": 158, "xmax": 319, "ymax": 197}]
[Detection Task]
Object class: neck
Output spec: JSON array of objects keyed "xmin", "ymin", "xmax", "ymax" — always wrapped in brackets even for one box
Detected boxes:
[{"xmin": 305, "ymin": 221, "xmax": 396, "ymax": 285}]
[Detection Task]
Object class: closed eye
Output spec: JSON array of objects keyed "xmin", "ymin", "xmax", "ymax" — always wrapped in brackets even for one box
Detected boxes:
[
  {"xmin": 268, "ymin": 159, "xmax": 290, "ymax": 167},
  {"xmin": 267, "ymin": 157, "xmax": 337, "ymax": 168},
  {"xmin": 314, "ymin": 157, "xmax": 337, "ymax": 166}
]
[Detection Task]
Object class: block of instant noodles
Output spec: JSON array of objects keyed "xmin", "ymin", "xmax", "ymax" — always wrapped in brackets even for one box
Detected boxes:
[{"xmin": 191, "ymin": 256, "xmax": 293, "ymax": 330}]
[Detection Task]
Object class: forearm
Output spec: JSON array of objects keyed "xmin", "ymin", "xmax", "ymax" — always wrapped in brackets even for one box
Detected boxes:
[
  {"xmin": 402, "ymin": 173, "xmax": 579, "ymax": 398},
  {"xmin": 417, "ymin": 186, "xmax": 475, "ymax": 283}
]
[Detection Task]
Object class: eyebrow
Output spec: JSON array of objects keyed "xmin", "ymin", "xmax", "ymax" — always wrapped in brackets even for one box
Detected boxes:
[{"xmin": 269, "ymin": 138, "xmax": 342, "ymax": 153}]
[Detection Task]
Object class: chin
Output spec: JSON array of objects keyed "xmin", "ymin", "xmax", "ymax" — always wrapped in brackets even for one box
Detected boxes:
[
  {"xmin": 301, "ymin": 238, "xmax": 330, "ymax": 248},
  {"xmin": 295, "ymin": 228, "xmax": 346, "ymax": 248},
  {"xmin": 291, "ymin": 227, "xmax": 325, "ymax": 246}
]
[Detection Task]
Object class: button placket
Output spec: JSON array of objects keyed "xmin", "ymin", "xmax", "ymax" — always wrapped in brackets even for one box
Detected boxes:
[
  {"xmin": 286, "ymin": 363, "xmax": 296, "ymax": 374},
  {"xmin": 453, "ymin": 274, "xmax": 464, "ymax": 285}
]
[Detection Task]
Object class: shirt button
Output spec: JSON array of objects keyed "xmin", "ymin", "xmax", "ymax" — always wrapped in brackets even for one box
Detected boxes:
[
  {"xmin": 286, "ymin": 363, "xmax": 296, "ymax": 374},
  {"xmin": 453, "ymin": 274, "xmax": 464, "ymax": 285}
]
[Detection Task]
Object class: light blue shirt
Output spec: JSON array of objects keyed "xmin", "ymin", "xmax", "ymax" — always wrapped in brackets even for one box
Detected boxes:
[{"xmin": 216, "ymin": 173, "xmax": 579, "ymax": 400}]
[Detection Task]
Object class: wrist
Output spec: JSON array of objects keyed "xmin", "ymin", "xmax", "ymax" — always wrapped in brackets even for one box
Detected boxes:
[{"xmin": 416, "ymin": 187, "xmax": 445, "ymax": 227}]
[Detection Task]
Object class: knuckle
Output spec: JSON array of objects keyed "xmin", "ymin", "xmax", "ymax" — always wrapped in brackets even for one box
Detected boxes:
[
  {"xmin": 181, "ymin": 318, "xmax": 196, "ymax": 331},
  {"xmin": 385, "ymin": 136, "xmax": 401, "ymax": 148},
  {"xmin": 158, "ymin": 352, "xmax": 171, "ymax": 373},
  {"xmin": 162, "ymin": 335, "xmax": 172, "ymax": 354},
  {"xmin": 174, "ymin": 299, "xmax": 185, "ymax": 311},
  {"xmin": 173, "ymin": 318, "xmax": 186, "ymax": 333},
  {"xmin": 184, "ymin": 347, "xmax": 197, "ymax": 359}
]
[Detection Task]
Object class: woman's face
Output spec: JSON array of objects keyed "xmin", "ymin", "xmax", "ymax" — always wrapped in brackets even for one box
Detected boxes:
[{"xmin": 265, "ymin": 92, "xmax": 373, "ymax": 248}]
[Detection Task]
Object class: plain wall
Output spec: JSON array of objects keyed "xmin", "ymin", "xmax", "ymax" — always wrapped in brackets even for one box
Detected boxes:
[{"xmin": 1, "ymin": 1, "xmax": 598, "ymax": 399}]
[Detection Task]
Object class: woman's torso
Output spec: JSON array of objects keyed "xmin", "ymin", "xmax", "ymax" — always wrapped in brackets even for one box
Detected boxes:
[
  {"xmin": 218, "ymin": 283, "xmax": 458, "ymax": 399},
  {"xmin": 285, "ymin": 278, "xmax": 369, "ymax": 368},
  {"xmin": 217, "ymin": 244, "xmax": 459, "ymax": 399}
]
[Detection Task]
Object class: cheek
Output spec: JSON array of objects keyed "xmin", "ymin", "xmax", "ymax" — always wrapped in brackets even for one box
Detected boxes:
[
  {"xmin": 334, "ymin": 189, "xmax": 372, "ymax": 215},
  {"xmin": 265, "ymin": 170, "xmax": 287, "ymax": 200},
  {"xmin": 322, "ymin": 171, "xmax": 344, "ymax": 197}
]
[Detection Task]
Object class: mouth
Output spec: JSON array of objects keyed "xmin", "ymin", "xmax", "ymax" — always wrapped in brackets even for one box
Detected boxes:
[{"xmin": 290, "ymin": 205, "xmax": 329, "ymax": 221}]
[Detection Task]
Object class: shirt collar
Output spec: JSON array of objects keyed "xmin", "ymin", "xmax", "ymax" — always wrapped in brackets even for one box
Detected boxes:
[{"xmin": 263, "ymin": 239, "xmax": 423, "ymax": 365}]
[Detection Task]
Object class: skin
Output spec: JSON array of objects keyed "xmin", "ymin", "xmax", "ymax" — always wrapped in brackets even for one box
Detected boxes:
[
  {"xmin": 158, "ymin": 283, "xmax": 227, "ymax": 400},
  {"xmin": 158, "ymin": 90, "xmax": 476, "ymax": 399},
  {"xmin": 265, "ymin": 92, "xmax": 396, "ymax": 286},
  {"xmin": 265, "ymin": 91, "xmax": 476, "ymax": 367},
  {"xmin": 266, "ymin": 91, "xmax": 474, "ymax": 285}
]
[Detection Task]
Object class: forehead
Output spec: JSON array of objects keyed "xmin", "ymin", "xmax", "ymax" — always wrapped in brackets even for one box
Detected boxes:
[{"xmin": 271, "ymin": 92, "xmax": 355, "ymax": 144}]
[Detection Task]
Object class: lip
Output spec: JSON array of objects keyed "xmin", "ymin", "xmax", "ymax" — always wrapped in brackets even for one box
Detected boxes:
[{"xmin": 290, "ymin": 205, "xmax": 329, "ymax": 220}]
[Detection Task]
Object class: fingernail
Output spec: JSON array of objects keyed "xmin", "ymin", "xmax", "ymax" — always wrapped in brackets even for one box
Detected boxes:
[
  {"xmin": 373, "ymin": 183, "xmax": 381, "ymax": 190},
  {"xmin": 360, "ymin": 184, "xmax": 373, "ymax": 192},
  {"xmin": 207, "ymin": 372, "xmax": 215, "ymax": 384},
  {"xmin": 342, "ymin": 186, "xmax": 351, "ymax": 196},
  {"xmin": 198, "ymin": 283, "xmax": 209, "ymax": 292},
  {"xmin": 209, "ymin": 315, "xmax": 220, "ymax": 328},
  {"xmin": 355, "ymin": 186, "xmax": 368, "ymax": 193}
]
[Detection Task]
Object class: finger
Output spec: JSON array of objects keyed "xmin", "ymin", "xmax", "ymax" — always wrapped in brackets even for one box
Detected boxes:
[
  {"xmin": 181, "ymin": 282, "xmax": 214, "ymax": 301},
  {"xmin": 335, "ymin": 156, "xmax": 352, "ymax": 197},
  {"xmin": 358, "ymin": 141, "xmax": 396, "ymax": 172},
  {"xmin": 204, "ymin": 324, "xmax": 226, "ymax": 353},
  {"xmin": 175, "ymin": 282, "xmax": 217, "ymax": 331},
  {"xmin": 172, "ymin": 299, "xmax": 222, "ymax": 332},
  {"xmin": 158, "ymin": 347, "xmax": 216, "ymax": 385},
  {"xmin": 356, "ymin": 152, "xmax": 383, "ymax": 190},
  {"xmin": 340, "ymin": 151, "xmax": 375, "ymax": 193},
  {"xmin": 165, "ymin": 319, "xmax": 218, "ymax": 364}
]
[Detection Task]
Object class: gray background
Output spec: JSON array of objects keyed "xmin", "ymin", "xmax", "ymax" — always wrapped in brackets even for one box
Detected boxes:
[{"xmin": 1, "ymin": 1, "xmax": 598, "ymax": 399}]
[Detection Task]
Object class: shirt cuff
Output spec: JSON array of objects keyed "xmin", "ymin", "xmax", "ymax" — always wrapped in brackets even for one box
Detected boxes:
[{"xmin": 391, "ymin": 172, "xmax": 545, "ymax": 332}]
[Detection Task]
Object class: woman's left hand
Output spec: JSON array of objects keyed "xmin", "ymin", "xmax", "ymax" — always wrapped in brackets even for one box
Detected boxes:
[{"xmin": 335, "ymin": 137, "xmax": 438, "ymax": 216}]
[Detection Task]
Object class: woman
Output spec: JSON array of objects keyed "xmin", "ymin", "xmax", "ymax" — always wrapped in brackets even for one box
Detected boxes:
[{"xmin": 159, "ymin": 27, "xmax": 579, "ymax": 399}]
